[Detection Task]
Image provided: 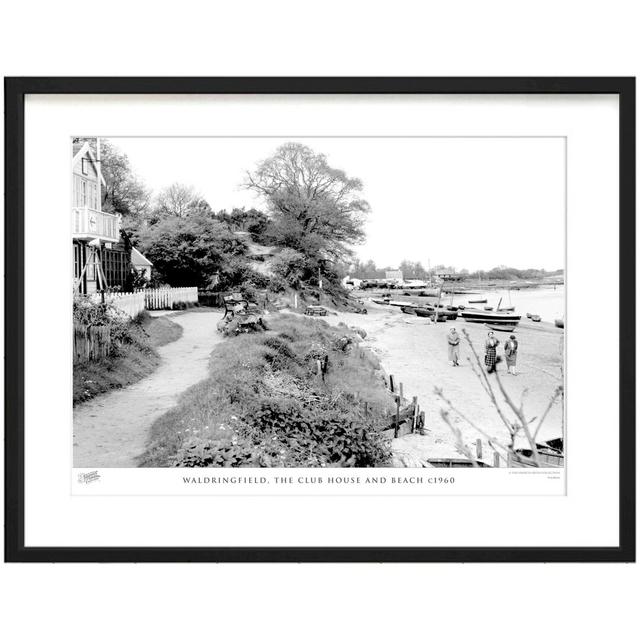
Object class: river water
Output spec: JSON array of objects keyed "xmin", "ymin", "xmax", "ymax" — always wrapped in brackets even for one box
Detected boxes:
[{"xmin": 446, "ymin": 285, "xmax": 565, "ymax": 323}]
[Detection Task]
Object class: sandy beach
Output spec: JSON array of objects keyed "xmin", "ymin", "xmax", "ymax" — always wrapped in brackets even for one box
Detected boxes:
[{"xmin": 324, "ymin": 301, "xmax": 565, "ymax": 465}]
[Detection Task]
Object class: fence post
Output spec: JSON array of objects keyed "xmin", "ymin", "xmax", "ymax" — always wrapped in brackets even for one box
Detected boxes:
[
  {"xmin": 493, "ymin": 451, "xmax": 500, "ymax": 468},
  {"xmin": 399, "ymin": 382, "xmax": 404, "ymax": 401},
  {"xmin": 389, "ymin": 374, "xmax": 395, "ymax": 393},
  {"xmin": 476, "ymin": 438, "xmax": 483, "ymax": 460},
  {"xmin": 394, "ymin": 395, "xmax": 400, "ymax": 438}
]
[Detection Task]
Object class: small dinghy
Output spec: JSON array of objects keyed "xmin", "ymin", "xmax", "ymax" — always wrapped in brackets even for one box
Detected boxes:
[
  {"xmin": 485, "ymin": 322, "xmax": 517, "ymax": 332},
  {"xmin": 531, "ymin": 314, "xmax": 541, "ymax": 322},
  {"xmin": 484, "ymin": 306, "xmax": 494, "ymax": 311},
  {"xmin": 401, "ymin": 306, "xmax": 417, "ymax": 315},
  {"xmin": 526, "ymin": 313, "xmax": 532, "ymax": 319},
  {"xmin": 555, "ymin": 318, "xmax": 565, "ymax": 328},
  {"xmin": 469, "ymin": 298, "xmax": 487, "ymax": 304}
]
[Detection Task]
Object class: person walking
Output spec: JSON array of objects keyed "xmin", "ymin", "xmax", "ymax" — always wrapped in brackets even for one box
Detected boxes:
[
  {"xmin": 448, "ymin": 327, "xmax": 461, "ymax": 366},
  {"xmin": 504, "ymin": 334, "xmax": 518, "ymax": 375},
  {"xmin": 484, "ymin": 331, "xmax": 500, "ymax": 373}
]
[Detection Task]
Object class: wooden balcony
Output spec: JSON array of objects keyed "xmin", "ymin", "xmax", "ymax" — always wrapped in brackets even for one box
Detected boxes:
[{"xmin": 72, "ymin": 207, "xmax": 121, "ymax": 242}]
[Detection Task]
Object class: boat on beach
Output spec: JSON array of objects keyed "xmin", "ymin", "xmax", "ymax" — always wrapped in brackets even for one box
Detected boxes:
[
  {"xmin": 485, "ymin": 322, "xmax": 518, "ymax": 332},
  {"xmin": 460, "ymin": 308, "xmax": 521, "ymax": 326},
  {"xmin": 414, "ymin": 307, "xmax": 448, "ymax": 321},
  {"xmin": 531, "ymin": 314, "xmax": 541, "ymax": 322},
  {"xmin": 555, "ymin": 318, "xmax": 565, "ymax": 328},
  {"xmin": 401, "ymin": 306, "xmax": 417, "ymax": 315},
  {"xmin": 469, "ymin": 298, "xmax": 487, "ymax": 304}
]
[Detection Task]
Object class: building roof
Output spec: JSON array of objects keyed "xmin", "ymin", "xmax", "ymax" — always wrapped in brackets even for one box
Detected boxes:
[
  {"xmin": 72, "ymin": 141, "xmax": 107, "ymax": 187},
  {"xmin": 131, "ymin": 247, "xmax": 153, "ymax": 266}
]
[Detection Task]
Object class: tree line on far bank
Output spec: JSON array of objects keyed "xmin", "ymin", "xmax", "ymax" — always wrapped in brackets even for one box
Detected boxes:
[{"xmin": 349, "ymin": 258, "xmax": 563, "ymax": 282}]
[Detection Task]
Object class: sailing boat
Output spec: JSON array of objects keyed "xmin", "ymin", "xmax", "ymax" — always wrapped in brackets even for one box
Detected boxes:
[
  {"xmin": 498, "ymin": 289, "xmax": 515, "ymax": 312},
  {"xmin": 460, "ymin": 296, "xmax": 521, "ymax": 327}
]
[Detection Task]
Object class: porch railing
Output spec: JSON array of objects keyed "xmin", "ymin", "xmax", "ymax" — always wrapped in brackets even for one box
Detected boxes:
[{"xmin": 72, "ymin": 206, "xmax": 120, "ymax": 241}]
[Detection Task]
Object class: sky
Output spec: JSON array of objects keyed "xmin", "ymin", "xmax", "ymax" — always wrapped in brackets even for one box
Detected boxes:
[{"xmin": 107, "ymin": 136, "xmax": 565, "ymax": 272}]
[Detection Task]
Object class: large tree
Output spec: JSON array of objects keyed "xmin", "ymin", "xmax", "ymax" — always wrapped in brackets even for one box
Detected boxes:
[
  {"xmin": 244, "ymin": 143, "xmax": 369, "ymax": 266},
  {"xmin": 98, "ymin": 140, "xmax": 151, "ymax": 220},
  {"xmin": 151, "ymin": 183, "xmax": 208, "ymax": 221}
]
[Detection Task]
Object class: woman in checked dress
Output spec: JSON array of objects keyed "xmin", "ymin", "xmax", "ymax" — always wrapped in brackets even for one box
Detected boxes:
[{"xmin": 484, "ymin": 331, "xmax": 500, "ymax": 373}]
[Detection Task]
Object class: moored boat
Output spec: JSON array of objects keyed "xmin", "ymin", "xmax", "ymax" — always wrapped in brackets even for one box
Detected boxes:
[
  {"xmin": 371, "ymin": 298, "xmax": 390, "ymax": 305},
  {"xmin": 555, "ymin": 318, "xmax": 564, "ymax": 328},
  {"xmin": 469, "ymin": 298, "xmax": 487, "ymax": 304},
  {"xmin": 531, "ymin": 314, "xmax": 541, "ymax": 322}
]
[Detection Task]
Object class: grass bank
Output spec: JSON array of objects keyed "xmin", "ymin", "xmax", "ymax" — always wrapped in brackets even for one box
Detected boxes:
[
  {"xmin": 73, "ymin": 313, "xmax": 183, "ymax": 405},
  {"xmin": 139, "ymin": 313, "xmax": 395, "ymax": 468}
]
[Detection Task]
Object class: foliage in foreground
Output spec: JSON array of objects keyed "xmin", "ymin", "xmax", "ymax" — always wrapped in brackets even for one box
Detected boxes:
[{"xmin": 140, "ymin": 314, "xmax": 394, "ymax": 468}]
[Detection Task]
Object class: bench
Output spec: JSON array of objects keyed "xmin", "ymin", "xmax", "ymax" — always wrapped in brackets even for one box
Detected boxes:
[
  {"xmin": 304, "ymin": 305, "xmax": 327, "ymax": 317},
  {"xmin": 222, "ymin": 293, "xmax": 252, "ymax": 319}
]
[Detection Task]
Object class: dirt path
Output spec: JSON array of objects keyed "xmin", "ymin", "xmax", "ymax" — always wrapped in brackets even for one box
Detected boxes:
[{"xmin": 73, "ymin": 310, "xmax": 223, "ymax": 468}]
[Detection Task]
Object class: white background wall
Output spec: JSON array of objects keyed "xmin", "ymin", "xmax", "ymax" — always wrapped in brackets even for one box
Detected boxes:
[{"xmin": 1, "ymin": 1, "xmax": 638, "ymax": 639}]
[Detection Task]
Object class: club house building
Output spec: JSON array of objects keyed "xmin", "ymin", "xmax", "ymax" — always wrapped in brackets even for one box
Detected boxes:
[{"xmin": 72, "ymin": 139, "xmax": 151, "ymax": 293}]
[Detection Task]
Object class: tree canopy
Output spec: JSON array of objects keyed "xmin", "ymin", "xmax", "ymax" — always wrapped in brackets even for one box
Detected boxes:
[
  {"xmin": 98, "ymin": 140, "xmax": 151, "ymax": 220},
  {"xmin": 134, "ymin": 213, "xmax": 247, "ymax": 289},
  {"xmin": 244, "ymin": 143, "xmax": 369, "ymax": 265}
]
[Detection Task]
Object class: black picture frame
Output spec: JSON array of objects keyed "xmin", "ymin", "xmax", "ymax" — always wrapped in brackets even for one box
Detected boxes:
[{"xmin": 4, "ymin": 77, "xmax": 635, "ymax": 563}]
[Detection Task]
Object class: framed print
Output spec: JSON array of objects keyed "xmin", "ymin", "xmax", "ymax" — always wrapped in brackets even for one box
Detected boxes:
[{"xmin": 4, "ymin": 77, "xmax": 635, "ymax": 562}]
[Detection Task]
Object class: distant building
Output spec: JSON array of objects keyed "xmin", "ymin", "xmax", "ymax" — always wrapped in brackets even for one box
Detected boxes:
[
  {"xmin": 435, "ymin": 268, "xmax": 462, "ymax": 282},
  {"xmin": 385, "ymin": 270, "xmax": 403, "ymax": 281},
  {"xmin": 342, "ymin": 276, "xmax": 362, "ymax": 290}
]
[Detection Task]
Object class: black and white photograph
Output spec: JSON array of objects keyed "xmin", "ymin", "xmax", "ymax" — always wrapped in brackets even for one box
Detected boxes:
[
  {"xmin": 6, "ymin": 77, "xmax": 632, "ymax": 565},
  {"xmin": 72, "ymin": 135, "xmax": 565, "ymax": 472}
]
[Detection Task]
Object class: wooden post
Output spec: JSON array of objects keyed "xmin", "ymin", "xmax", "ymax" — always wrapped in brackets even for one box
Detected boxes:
[
  {"xmin": 411, "ymin": 396, "xmax": 418, "ymax": 432},
  {"xmin": 364, "ymin": 401, "xmax": 369, "ymax": 418},
  {"xmin": 389, "ymin": 374, "xmax": 395, "ymax": 393},
  {"xmin": 316, "ymin": 360, "xmax": 323, "ymax": 379},
  {"xmin": 476, "ymin": 438, "xmax": 483, "ymax": 460},
  {"xmin": 399, "ymin": 382, "xmax": 404, "ymax": 401},
  {"xmin": 493, "ymin": 451, "xmax": 500, "ymax": 468},
  {"xmin": 394, "ymin": 396, "xmax": 401, "ymax": 438}
]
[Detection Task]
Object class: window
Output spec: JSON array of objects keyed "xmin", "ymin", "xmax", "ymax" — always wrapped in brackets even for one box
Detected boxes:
[{"xmin": 81, "ymin": 157, "xmax": 89, "ymax": 175}]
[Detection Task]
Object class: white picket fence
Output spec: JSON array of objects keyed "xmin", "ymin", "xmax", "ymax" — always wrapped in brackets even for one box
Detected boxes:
[
  {"xmin": 108, "ymin": 291, "xmax": 146, "ymax": 318},
  {"xmin": 89, "ymin": 287, "xmax": 199, "ymax": 318},
  {"xmin": 144, "ymin": 286, "xmax": 199, "ymax": 310}
]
